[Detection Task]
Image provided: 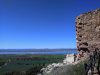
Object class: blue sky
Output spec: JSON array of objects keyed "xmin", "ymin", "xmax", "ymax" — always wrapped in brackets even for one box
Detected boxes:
[{"xmin": 0, "ymin": 0, "xmax": 100, "ymax": 49}]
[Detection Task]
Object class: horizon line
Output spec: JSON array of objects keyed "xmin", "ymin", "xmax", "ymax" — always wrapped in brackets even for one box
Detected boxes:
[{"xmin": 0, "ymin": 48, "xmax": 77, "ymax": 50}]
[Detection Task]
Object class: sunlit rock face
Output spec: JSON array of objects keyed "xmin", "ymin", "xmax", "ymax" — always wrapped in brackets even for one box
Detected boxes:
[
  {"xmin": 63, "ymin": 54, "xmax": 75, "ymax": 64},
  {"xmin": 76, "ymin": 9, "xmax": 100, "ymax": 52}
]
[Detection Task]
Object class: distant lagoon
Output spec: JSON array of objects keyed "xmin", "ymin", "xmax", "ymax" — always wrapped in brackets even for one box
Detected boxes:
[{"xmin": 0, "ymin": 51, "xmax": 77, "ymax": 54}]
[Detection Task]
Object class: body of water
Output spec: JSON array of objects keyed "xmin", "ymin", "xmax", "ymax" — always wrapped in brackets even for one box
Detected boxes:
[{"xmin": 0, "ymin": 51, "xmax": 77, "ymax": 54}]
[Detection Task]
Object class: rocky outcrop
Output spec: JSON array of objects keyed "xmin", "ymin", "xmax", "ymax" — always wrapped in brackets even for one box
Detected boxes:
[
  {"xmin": 63, "ymin": 54, "xmax": 75, "ymax": 64},
  {"xmin": 76, "ymin": 9, "xmax": 100, "ymax": 53},
  {"xmin": 39, "ymin": 54, "xmax": 75, "ymax": 75}
]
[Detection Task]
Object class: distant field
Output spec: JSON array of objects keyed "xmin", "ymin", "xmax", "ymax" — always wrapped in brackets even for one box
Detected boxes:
[{"xmin": 0, "ymin": 54, "xmax": 65, "ymax": 75}]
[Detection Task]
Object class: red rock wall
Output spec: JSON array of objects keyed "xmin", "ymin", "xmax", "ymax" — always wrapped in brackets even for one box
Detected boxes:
[{"xmin": 76, "ymin": 9, "xmax": 100, "ymax": 52}]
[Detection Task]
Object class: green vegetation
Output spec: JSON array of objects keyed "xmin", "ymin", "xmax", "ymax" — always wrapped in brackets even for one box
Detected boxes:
[
  {"xmin": 0, "ymin": 54, "xmax": 65, "ymax": 75},
  {"xmin": 66, "ymin": 62, "xmax": 85, "ymax": 75}
]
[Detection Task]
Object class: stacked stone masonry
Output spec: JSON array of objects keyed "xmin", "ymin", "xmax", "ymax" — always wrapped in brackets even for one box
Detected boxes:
[{"xmin": 76, "ymin": 9, "xmax": 100, "ymax": 52}]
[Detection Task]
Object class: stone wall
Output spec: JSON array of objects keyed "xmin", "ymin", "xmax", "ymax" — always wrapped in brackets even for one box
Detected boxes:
[{"xmin": 76, "ymin": 9, "xmax": 100, "ymax": 53}]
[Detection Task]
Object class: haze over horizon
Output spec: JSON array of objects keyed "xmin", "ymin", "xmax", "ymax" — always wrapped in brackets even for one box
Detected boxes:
[{"xmin": 0, "ymin": 0, "xmax": 100, "ymax": 49}]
